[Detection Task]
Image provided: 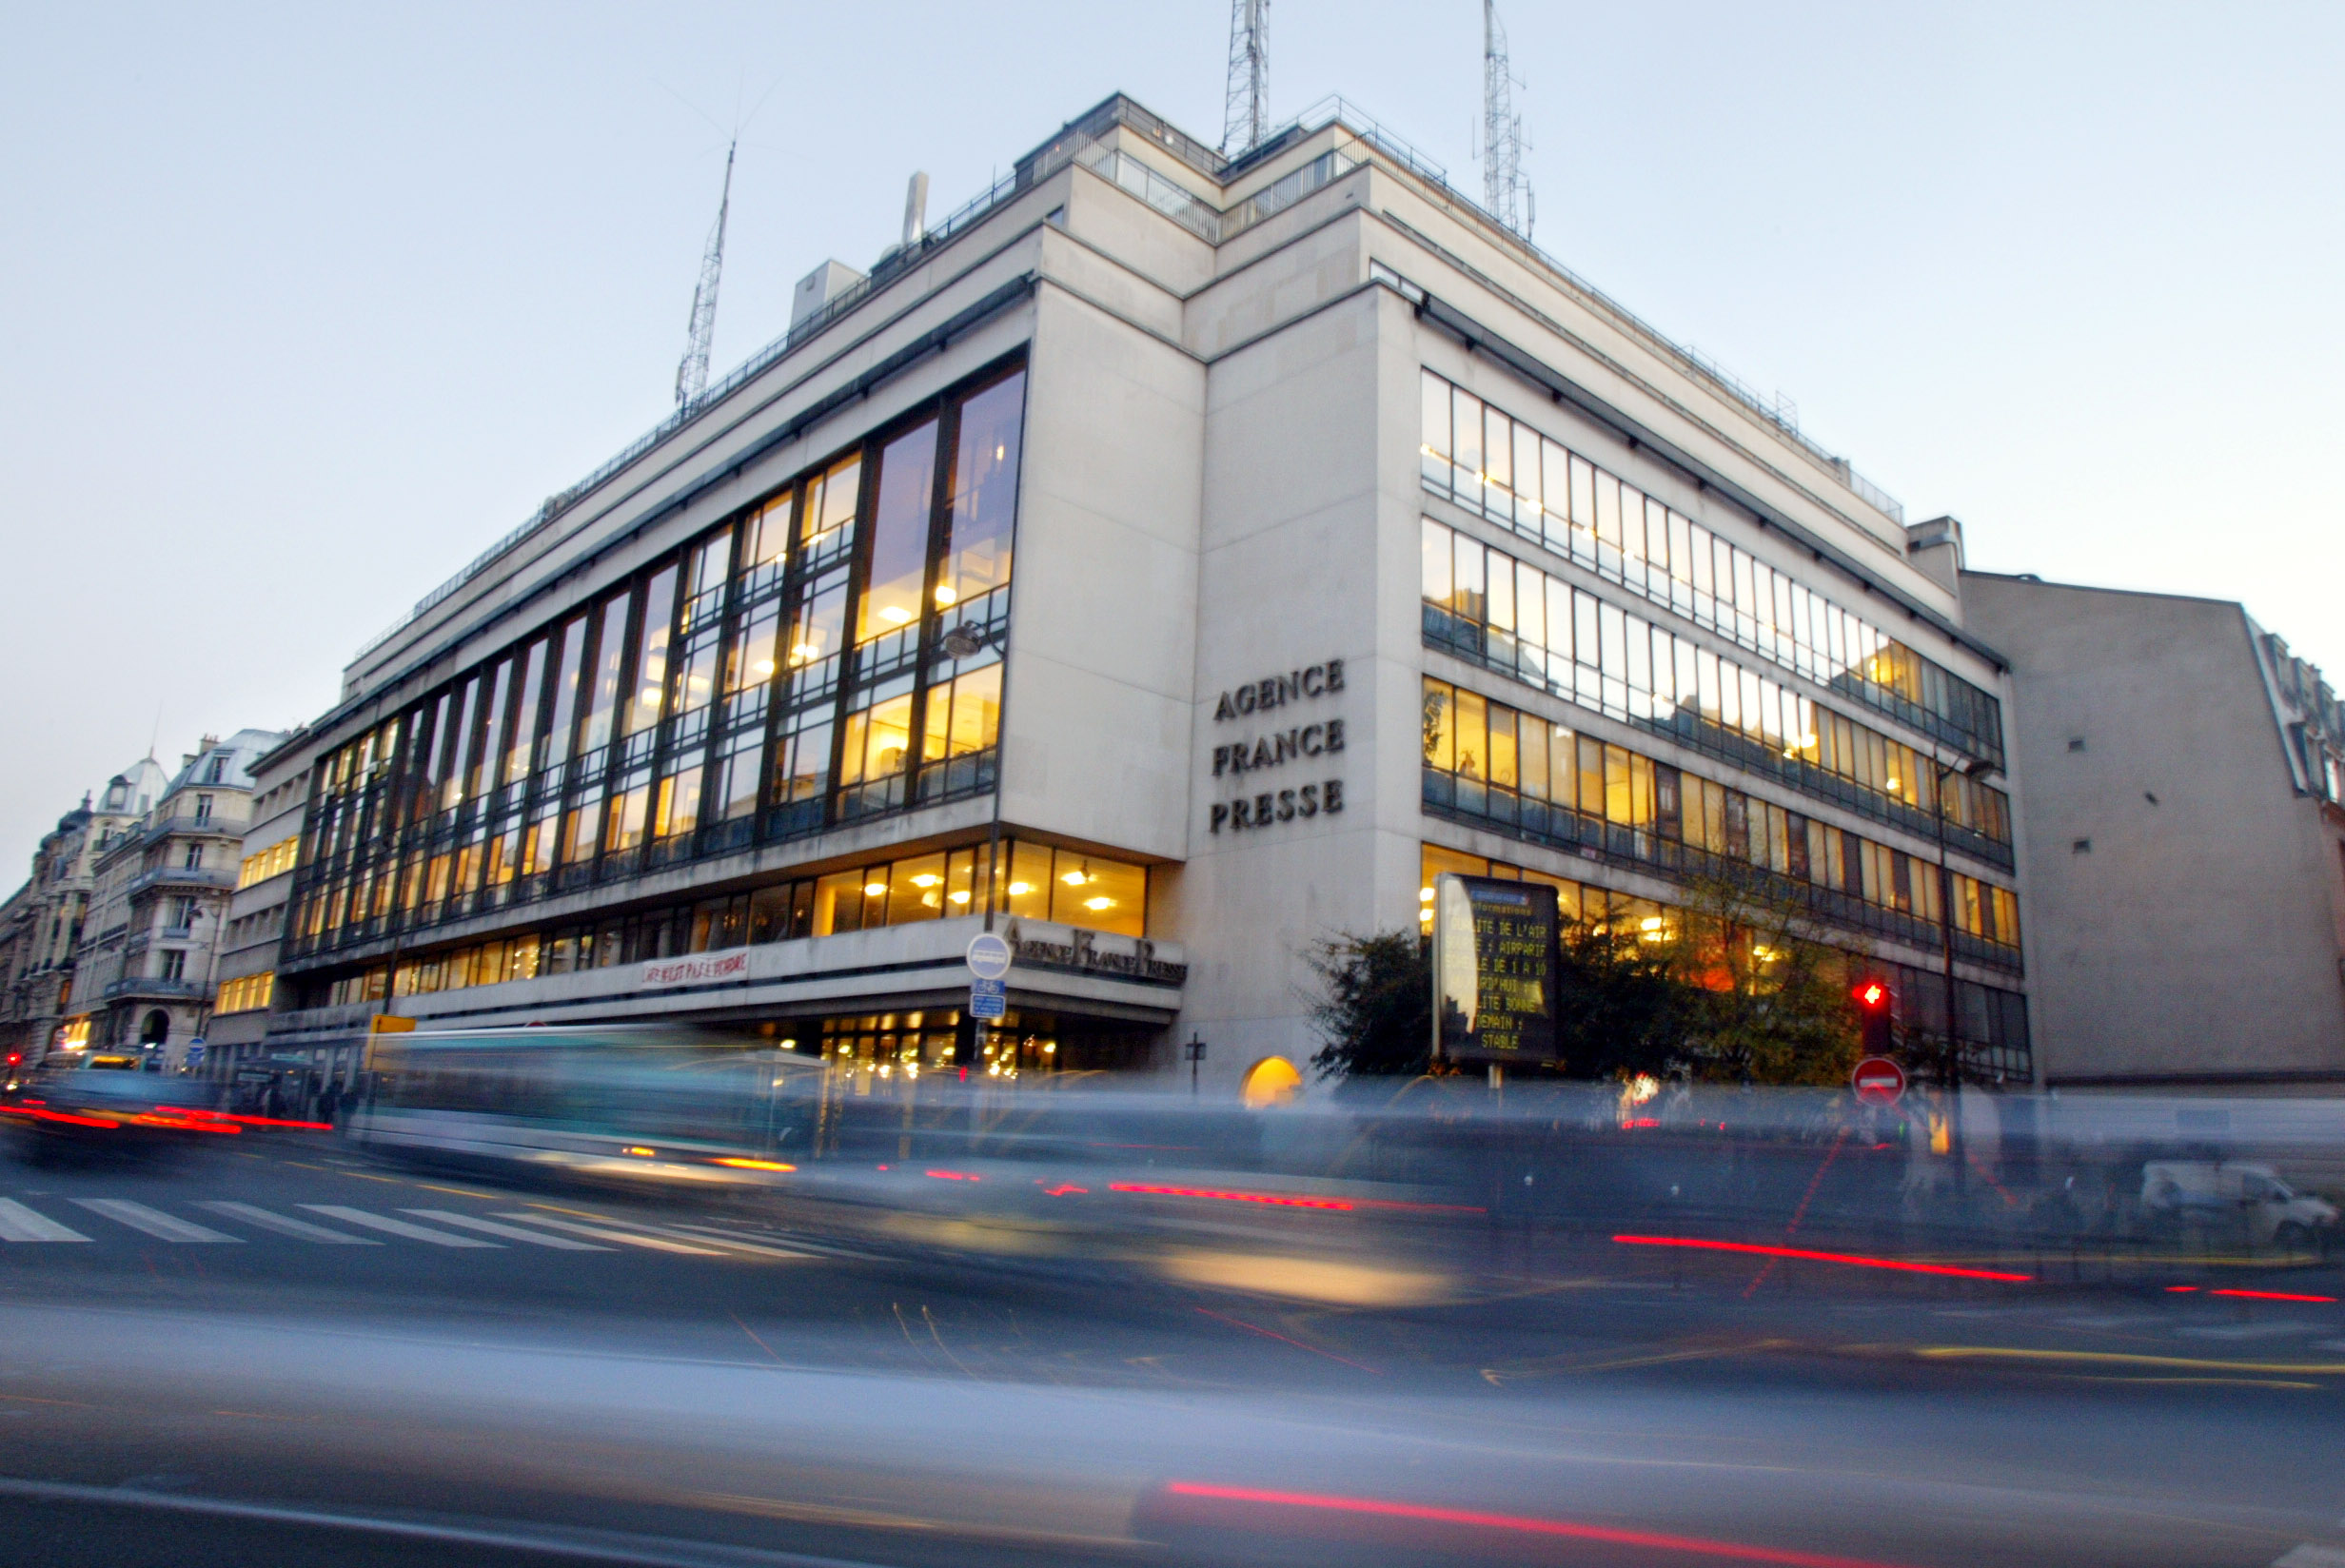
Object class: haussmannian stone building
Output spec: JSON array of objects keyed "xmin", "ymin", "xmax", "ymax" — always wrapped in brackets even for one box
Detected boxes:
[
  {"xmin": 71, "ymin": 731, "xmax": 285, "ymax": 1069},
  {"xmin": 0, "ymin": 757, "xmax": 169, "ymax": 1068}
]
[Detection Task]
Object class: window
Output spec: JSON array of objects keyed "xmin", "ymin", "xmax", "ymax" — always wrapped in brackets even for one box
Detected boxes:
[
  {"xmin": 193, "ymin": 794, "xmax": 214, "ymax": 823},
  {"xmin": 857, "ymin": 421, "xmax": 939, "ymax": 645},
  {"xmin": 578, "ymin": 593, "xmax": 632, "ymax": 755},
  {"xmin": 621, "ymin": 566, "xmax": 680, "ymax": 739},
  {"xmin": 168, "ymin": 896, "xmax": 197, "ymax": 929},
  {"xmin": 504, "ymin": 638, "xmax": 548, "ymax": 784},
  {"xmin": 936, "ymin": 370, "xmax": 1024, "ymax": 616},
  {"xmin": 182, "ymin": 844, "xmax": 202, "ymax": 870},
  {"xmin": 218, "ymin": 971, "xmax": 274, "ymax": 1014},
  {"xmin": 838, "ymin": 682, "xmax": 916, "ymax": 810},
  {"xmin": 542, "ymin": 616, "xmax": 588, "ymax": 767},
  {"xmin": 158, "ymin": 950, "xmax": 187, "ymax": 981},
  {"xmin": 206, "ymin": 755, "xmax": 226, "ymax": 784}
]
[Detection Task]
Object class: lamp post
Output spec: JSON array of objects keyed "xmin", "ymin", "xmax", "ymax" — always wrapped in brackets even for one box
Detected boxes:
[
  {"xmin": 1930, "ymin": 752, "xmax": 1997, "ymax": 1193},
  {"xmin": 1184, "ymin": 1032, "xmax": 1208, "ymax": 1097}
]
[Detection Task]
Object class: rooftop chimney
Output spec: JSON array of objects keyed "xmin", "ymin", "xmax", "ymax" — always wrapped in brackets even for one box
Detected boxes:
[{"xmin": 901, "ymin": 170, "xmax": 931, "ymax": 250}]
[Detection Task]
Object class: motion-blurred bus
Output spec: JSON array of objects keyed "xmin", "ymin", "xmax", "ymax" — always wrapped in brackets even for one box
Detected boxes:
[{"xmin": 349, "ymin": 1026, "xmax": 821, "ymax": 1187}]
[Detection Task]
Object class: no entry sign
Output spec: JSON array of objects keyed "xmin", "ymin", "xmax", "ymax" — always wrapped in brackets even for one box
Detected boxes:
[{"xmin": 1851, "ymin": 1056, "xmax": 1906, "ymax": 1106}]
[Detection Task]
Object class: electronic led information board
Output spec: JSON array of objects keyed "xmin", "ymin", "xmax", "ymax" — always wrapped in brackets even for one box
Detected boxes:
[{"xmin": 1432, "ymin": 873, "xmax": 1559, "ymax": 1065}]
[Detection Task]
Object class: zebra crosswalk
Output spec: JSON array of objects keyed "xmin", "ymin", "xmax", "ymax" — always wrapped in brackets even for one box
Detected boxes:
[{"xmin": 0, "ymin": 1192, "xmax": 820, "ymax": 1260}]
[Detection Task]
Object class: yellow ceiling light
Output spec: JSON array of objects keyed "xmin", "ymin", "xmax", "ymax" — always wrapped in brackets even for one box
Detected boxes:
[
  {"xmin": 1639, "ymin": 916, "xmax": 1665, "ymax": 931},
  {"xmin": 1418, "ymin": 887, "xmax": 1435, "ymax": 902},
  {"xmin": 1060, "ymin": 867, "xmax": 1090, "ymax": 886},
  {"xmin": 1006, "ymin": 881, "xmax": 1032, "ymax": 895},
  {"xmin": 880, "ymin": 605, "xmax": 915, "ymax": 626},
  {"xmin": 863, "ymin": 881, "xmax": 887, "ymax": 897},
  {"xmin": 934, "ymin": 584, "xmax": 957, "ymax": 605},
  {"xmin": 948, "ymin": 890, "xmax": 971, "ymax": 904},
  {"xmin": 753, "ymin": 659, "xmax": 776, "ymax": 676},
  {"xmin": 1082, "ymin": 896, "xmax": 1113, "ymax": 911},
  {"xmin": 909, "ymin": 873, "xmax": 942, "ymax": 888}
]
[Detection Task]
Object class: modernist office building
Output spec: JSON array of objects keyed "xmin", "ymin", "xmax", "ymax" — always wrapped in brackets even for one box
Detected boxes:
[
  {"xmin": 1966, "ymin": 574, "xmax": 2345, "ymax": 1089},
  {"xmin": 252, "ymin": 94, "xmax": 2033, "ymax": 1092}
]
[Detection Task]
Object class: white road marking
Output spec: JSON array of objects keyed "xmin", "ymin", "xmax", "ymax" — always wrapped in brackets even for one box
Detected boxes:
[
  {"xmin": 70, "ymin": 1199, "xmax": 241, "ymax": 1243},
  {"xmin": 399, "ymin": 1211, "xmax": 612, "ymax": 1250},
  {"xmin": 657, "ymin": 1223, "xmax": 818, "ymax": 1259},
  {"xmin": 490, "ymin": 1212, "xmax": 725, "ymax": 1255},
  {"xmin": 300, "ymin": 1205, "xmax": 500, "ymax": 1247},
  {"xmin": 0, "ymin": 1199, "xmax": 91, "ymax": 1243},
  {"xmin": 2273, "ymin": 1546, "xmax": 2345, "ymax": 1567},
  {"xmin": 196, "ymin": 1202, "xmax": 380, "ymax": 1245}
]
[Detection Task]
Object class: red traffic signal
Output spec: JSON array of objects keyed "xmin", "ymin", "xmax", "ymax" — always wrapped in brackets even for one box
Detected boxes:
[{"xmin": 1851, "ymin": 977, "xmax": 1894, "ymax": 1055}]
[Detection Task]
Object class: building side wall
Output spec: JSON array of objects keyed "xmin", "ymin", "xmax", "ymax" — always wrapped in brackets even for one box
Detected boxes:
[
  {"xmin": 1001, "ymin": 283, "xmax": 1203, "ymax": 862},
  {"xmin": 1965, "ymin": 577, "xmax": 2345, "ymax": 1084}
]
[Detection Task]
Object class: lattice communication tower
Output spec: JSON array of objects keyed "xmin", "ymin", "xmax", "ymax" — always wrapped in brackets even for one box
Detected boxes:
[
  {"xmin": 1482, "ymin": 0, "xmax": 1532, "ymax": 239},
  {"xmin": 1222, "ymin": 0, "xmax": 1270, "ymax": 156},
  {"xmin": 674, "ymin": 141, "xmax": 736, "ymax": 408}
]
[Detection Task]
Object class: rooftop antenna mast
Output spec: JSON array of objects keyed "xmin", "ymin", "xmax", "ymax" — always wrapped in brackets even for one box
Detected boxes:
[
  {"xmin": 673, "ymin": 139, "xmax": 736, "ymax": 408},
  {"xmin": 1221, "ymin": 0, "xmax": 1270, "ymax": 156},
  {"xmin": 1481, "ymin": 0, "xmax": 1532, "ymax": 239}
]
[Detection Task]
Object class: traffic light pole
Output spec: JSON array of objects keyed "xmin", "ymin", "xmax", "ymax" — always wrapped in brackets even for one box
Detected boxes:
[{"xmin": 1933, "ymin": 760, "xmax": 1963, "ymax": 1192}]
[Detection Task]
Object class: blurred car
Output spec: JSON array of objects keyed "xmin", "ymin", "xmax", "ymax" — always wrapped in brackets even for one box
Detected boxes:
[{"xmin": 0, "ymin": 1055, "xmax": 246, "ymax": 1161}]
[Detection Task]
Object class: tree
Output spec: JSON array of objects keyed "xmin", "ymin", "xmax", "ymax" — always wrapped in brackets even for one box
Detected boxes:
[
  {"xmin": 1661, "ymin": 872, "xmax": 1861, "ymax": 1088},
  {"xmin": 1552, "ymin": 918, "xmax": 1690, "ymax": 1081},
  {"xmin": 1306, "ymin": 931, "xmax": 1432, "ymax": 1078}
]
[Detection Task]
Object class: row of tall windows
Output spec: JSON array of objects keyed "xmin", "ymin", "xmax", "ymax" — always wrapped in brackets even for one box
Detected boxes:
[
  {"xmin": 237, "ymin": 839, "xmax": 298, "ymax": 889},
  {"xmin": 215, "ymin": 971, "xmax": 274, "ymax": 1015},
  {"xmin": 1422, "ymin": 676, "xmax": 2021, "ymax": 970},
  {"xmin": 288, "ymin": 362, "xmax": 1028, "ymax": 960},
  {"xmin": 1420, "ymin": 370, "xmax": 2004, "ymax": 765},
  {"xmin": 310, "ymin": 836, "xmax": 1148, "ymax": 1008},
  {"xmin": 1423, "ymin": 517, "xmax": 2013, "ymax": 869},
  {"xmin": 1417, "ymin": 844, "xmax": 2031, "ymax": 1081}
]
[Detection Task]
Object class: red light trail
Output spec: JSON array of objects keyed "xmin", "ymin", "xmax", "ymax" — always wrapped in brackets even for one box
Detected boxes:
[
  {"xmin": 1612, "ymin": 1234, "xmax": 2033, "ymax": 1282},
  {"xmin": 1161, "ymin": 1481, "xmax": 1915, "ymax": 1568},
  {"xmin": 1110, "ymin": 1182, "xmax": 1352, "ymax": 1210}
]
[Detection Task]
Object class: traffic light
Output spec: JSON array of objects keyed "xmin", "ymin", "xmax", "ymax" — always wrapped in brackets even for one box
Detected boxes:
[{"xmin": 1852, "ymin": 977, "xmax": 1894, "ymax": 1056}]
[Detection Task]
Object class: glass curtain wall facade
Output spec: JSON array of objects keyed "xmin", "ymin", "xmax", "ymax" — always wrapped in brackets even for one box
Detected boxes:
[
  {"xmin": 286, "ymin": 360, "xmax": 1028, "ymax": 972},
  {"xmin": 1421, "ymin": 676, "xmax": 2021, "ymax": 968},
  {"xmin": 1415, "ymin": 367, "xmax": 2029, "ymax": 1074},
  {"xmin": 1421, "ymin": 519, "xmax": 2015, "ymax": 869},
  {"xmin": 1421, "ymin": 370, "xmax": 2004, "ymax": 766}
]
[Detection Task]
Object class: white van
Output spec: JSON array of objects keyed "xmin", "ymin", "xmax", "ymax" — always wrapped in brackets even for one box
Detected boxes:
[{"xmin": 2140, "ymin": 1162, "xmax": 2337, "ymax": 1250}]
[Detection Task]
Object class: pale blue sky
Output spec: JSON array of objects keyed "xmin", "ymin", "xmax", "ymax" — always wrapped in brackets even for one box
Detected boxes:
[{"xmin": 3, "ymin": 2, "xmax": 2339, "ymax": 872}]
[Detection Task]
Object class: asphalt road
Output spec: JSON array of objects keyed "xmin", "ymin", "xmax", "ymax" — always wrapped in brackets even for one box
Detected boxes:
[{"xmin": 2, "ymin": 1131, "xmax": 2342, "ymax": 1568}]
